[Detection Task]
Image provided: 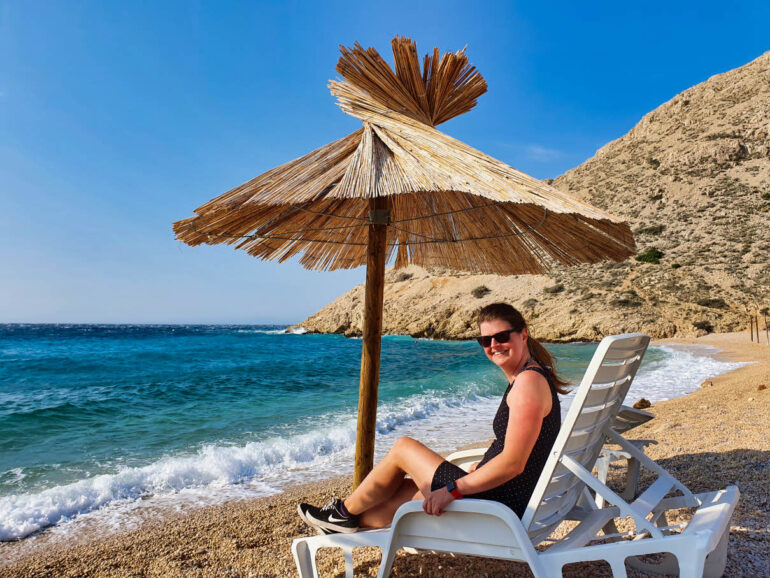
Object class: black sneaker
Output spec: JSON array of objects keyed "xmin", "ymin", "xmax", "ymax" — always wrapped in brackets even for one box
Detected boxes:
[
  {"xmin": 296, "ymin": 505, "xmax": 333, "ymax": 535},
  {"xmin": 297, "ymin": 498, "xmax": 360, "ymax": 534}
]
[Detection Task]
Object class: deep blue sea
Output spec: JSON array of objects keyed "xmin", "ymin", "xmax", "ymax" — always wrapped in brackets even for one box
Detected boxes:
[{"xmin": 0, "ymin": 324, "xmax": 745, "ymax": 541}]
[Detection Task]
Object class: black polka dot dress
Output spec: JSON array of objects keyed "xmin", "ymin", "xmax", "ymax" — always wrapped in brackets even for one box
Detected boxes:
[{"xmin": 431, "ymin": 363, "xmax": 561, "ymax": 517}]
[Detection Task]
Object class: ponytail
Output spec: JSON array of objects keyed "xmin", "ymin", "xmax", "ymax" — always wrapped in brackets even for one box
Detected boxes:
[{"xmin": 526, "ymin": 336, "xmax": 570, "ymax": 395}]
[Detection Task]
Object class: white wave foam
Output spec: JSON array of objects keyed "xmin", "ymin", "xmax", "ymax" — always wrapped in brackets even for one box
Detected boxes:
[
  {"xmin": 0, "ymin": 420, "xmax": 366, "ymax": 541},
  {"xmin": 0, "ymin": 389, "xmax": 490, "ymax": 541},
  {"xmin": 625, "ymin": 344, "xmax": 747, "ymax": 403},
  {"xmin": 287, "ymin": 326, "xmax": 308, "ymax": 335},
  {"xmin": 556, "ymin": 344, "xmax": 748, "ymax": 415},
  {"xmin": 0, "ymin": 344, "xmax": 747, "ymax": 541}
]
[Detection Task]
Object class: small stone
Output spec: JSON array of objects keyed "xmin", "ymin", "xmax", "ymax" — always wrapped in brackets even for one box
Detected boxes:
[
  {"xmin": 700, "ymin": 405, "xmax": 709, "ymax": 409},
  {"xmin": 633, "ymin": 398, "xmax": 652, "ymax": 409},
  {"xmin": 758, "ymin": 384, "xmax": 767, "ymax": 391},
  {"xmin": 748, "ymin": 397, "xmax": 755, "ymax": 401}
]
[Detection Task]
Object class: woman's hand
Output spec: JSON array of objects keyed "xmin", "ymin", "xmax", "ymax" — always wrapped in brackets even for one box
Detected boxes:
[
  {"xmin": 422, "ymin": 486, "xmax": 455, "ymax": 516},
  {"xmin": 468, "ymin": 461, "xmax": 479, "ymax": 473}
]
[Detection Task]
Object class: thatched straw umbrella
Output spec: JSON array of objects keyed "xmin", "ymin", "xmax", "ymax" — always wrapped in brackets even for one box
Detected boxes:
[{"xmin": 173, "ymin": 37, "xmax": 635, "ymax": 487}]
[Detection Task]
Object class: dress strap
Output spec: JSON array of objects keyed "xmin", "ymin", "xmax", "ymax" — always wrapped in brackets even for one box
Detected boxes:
[
  {"xmin": 520, "ymin": 358, "xmax": 553, "ymax": 385},
  {"xmin": 521, "ymin": 356, "xmax": 540, "ymax": 372},
  {"xmin": 508, "ymin": 357, "xmax": 540, "ymax": 386}
]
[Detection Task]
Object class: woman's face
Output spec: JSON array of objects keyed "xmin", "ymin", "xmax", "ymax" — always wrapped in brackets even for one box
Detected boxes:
[{"xmin": 479, "ymin": 318, "xmax": 530, "ymax": 376}]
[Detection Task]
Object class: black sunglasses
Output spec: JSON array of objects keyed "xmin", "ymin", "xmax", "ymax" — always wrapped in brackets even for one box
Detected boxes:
[{"xmin": 476, "ymin": 329, "xmax": 517, "ymax": 348}]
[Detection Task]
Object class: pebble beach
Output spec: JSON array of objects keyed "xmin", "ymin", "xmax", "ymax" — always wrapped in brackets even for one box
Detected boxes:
[{"xmin": 1, "ymin": 331, "xmax": 768, "ymax": 577}]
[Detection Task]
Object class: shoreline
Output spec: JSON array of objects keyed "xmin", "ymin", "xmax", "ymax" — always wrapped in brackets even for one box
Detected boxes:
[{"xmin": 1, "ymin": 331, "xmax": 767, "ymax": 576}]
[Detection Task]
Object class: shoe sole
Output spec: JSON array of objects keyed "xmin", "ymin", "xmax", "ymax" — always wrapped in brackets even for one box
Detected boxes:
[{"xmin": 301, "ymin": 507, "xmax": 359, "ymax": 534}]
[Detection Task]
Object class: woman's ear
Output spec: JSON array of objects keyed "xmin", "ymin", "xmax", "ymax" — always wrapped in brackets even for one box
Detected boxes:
[{"xmin": 521, "ymin": 327, "xmax": 529, "ymax": 343}]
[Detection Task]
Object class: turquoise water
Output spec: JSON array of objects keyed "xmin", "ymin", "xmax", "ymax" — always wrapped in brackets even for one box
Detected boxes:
[{"xmin": 0, "ymin": 324, "xmax": 743, "ymax": 540}]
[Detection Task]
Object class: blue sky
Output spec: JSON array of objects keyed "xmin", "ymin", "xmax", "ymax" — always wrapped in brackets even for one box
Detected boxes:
[{"xmin": 1, "ymin": 1, "xmax": 768, "ymax": 324}]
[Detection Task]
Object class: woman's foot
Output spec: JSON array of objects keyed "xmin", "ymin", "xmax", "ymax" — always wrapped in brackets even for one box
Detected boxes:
[{"xmin": 297, "ymin": 498, "xmax": 360, "ymax": 534}]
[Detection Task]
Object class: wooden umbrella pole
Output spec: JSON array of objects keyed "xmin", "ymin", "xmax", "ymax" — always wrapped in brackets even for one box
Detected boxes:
[{"xmin": 353, "ymin": 197, "xmax": 390, "ymax": 488}]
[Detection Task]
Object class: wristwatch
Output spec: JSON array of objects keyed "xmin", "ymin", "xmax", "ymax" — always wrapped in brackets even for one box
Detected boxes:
[{"xmin": 445, "ymin": 480, "xmax": 463, "ymax": 499}]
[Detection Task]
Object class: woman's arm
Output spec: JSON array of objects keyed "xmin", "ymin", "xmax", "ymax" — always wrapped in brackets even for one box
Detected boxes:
[
  {"xmin": 457, "ymin": 370, "xmax": 551, "ymax": 493},
  {"xmin": 423, "ymin": 371, "xmax": 552, "ymax": 515}
]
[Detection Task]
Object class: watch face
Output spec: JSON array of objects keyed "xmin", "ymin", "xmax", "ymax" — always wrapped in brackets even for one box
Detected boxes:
[{"xmin": 446, "ymin": 480, "xmax": 456, "ymax": 493}]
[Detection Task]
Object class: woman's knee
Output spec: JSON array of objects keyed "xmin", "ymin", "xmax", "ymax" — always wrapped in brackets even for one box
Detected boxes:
[
  {"xmin": 391, "ymin": 436, "xmax": 418, "ymax": 453},
  {"xmin": 387, "ymin": 436, "xmax": 417, "ymax": 460}
]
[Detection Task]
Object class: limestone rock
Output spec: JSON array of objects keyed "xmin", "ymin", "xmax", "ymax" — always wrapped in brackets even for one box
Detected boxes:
[{"xmin": 633, "ymin": 398, "xmax": 652, "ymax": 410}]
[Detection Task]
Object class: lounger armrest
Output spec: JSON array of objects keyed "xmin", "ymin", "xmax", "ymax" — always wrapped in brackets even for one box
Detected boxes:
[
  {"xmin": 618, "ymin": 405, "xmax": 653, "ymax": 419},
  {"xmin": 393, "ymin": 498, "xmax": 517, "ymax": 519},
  {"xmin": 611, "ymin": 406, "xmax": 654, "ymax": 434},
  {"xmin": 446, "ymin": 448, "xmax": 487, "ymax": 471},
  {"xmin": 387, "ymin": 499, "xmax": 538, "ymax": 562}
]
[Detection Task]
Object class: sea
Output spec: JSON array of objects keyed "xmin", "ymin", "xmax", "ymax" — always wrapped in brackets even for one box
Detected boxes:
[{"xmin": 0, "ymin": 324, "xmax": 747, "ymax": 543}]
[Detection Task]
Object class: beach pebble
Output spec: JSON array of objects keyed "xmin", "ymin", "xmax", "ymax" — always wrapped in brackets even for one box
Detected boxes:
[
  {"xmin": 747, "ymin": 397, "xmax": 755, "ymax": 401},
  {"xmin": 758, "ymin": 384, "xmax": 767, "ymax": 391}
]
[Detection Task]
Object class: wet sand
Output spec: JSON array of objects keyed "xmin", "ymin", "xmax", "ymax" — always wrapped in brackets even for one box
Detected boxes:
[{"xmin": 1, "ymin": 331, "xmax": 768, "ymax": 576}]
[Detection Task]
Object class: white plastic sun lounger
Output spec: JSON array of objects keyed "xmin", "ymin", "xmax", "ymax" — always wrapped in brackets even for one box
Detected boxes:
[{"xmin": 292, "ymin": 334, "xmax": 739, "ymax": 577}]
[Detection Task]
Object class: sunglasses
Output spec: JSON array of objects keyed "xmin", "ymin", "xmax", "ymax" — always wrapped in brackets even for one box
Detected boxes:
[{"xmin": 476, "ymin": 329, "xmax": 517, "ymax": 348}]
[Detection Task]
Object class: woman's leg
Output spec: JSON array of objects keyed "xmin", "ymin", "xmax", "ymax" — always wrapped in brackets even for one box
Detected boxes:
[
  {"xmin": 343, "ymin": 436, "xmax": 444, "ymax": 516},
  {"xmin": 358, "ymin": 477, "xmax": 423, "ymax": 528}
]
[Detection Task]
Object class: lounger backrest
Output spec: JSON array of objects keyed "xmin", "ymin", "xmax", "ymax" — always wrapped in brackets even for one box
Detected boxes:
[{"xmin": 521, "ymin": 333, "xmax": 650, "ymax": 542}]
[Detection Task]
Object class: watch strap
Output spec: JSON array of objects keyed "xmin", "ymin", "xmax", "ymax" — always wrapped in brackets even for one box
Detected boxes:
[{"xmin": 446, "ymin": 480, "xmax": 463, "ymax": 499}]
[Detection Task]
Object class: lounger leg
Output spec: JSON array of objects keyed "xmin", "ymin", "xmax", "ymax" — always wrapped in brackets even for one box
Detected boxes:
[
  {"xmin": 676, "ymin": 550, "xmax": 706, "ymax": 578},
  {"xmin": 292, "ymin": 539, "xmax": 320, "ymax": 578},
  {"xmin": 703, "ymin": 528, "xmax": 729, "ymax": 578},
  {"xmin": 608, "ymin": 556, "xmax": 628, "ymax": 578},
  {"xmin": 377, "ymin": 542, "xmax": 399, "ymax": 578},
  {"xmin": 621, "ymin": 457, "xmax": 640, "ymax": 501},
  {"xmin": 595, "ymin": 455, "xmax": 610, "ymax": 509},
  {"xmin": 342, "ymin": 546, "xmax": 354, "ymax": 578}
]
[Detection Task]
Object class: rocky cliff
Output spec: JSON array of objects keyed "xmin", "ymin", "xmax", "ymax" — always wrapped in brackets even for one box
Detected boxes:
[{"xmin": 295, "ymin": 52, "xmax": 770, "ymax": 341}]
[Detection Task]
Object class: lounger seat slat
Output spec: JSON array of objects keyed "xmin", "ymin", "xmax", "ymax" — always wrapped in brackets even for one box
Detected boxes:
[
  {"xmin": 572, "ymin": 405, "xmax": 619, "ymax": 430},
  {"xmin": 541, "ymin": 474, "xmax": 583, "ymax": 498},
  {"xmin": 593, "ymin": 363, "xmax": 636, "ymax": 384},
  {"xmin": 562, "ymin": 426, "xmax": 609, "ymax": 454},
  {"xmin": 532, "ymin": 486, "xmax": 583, "ymax": 525},
  {"xmin": 582, "ymin": 381, "xmax": 632, "ymax": 407}
]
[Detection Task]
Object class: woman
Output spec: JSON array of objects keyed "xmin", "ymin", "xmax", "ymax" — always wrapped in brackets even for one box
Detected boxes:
[{"xmin": 298, "ymin": 302, "xmax": 569, "ymax": 534}]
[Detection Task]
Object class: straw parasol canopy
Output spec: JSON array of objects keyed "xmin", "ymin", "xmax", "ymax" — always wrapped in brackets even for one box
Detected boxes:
[{"xmin": 174, "ymin": 37, "xmax": 635, "ymax": 485}]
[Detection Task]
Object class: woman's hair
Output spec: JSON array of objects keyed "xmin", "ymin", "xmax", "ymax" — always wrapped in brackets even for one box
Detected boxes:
[{"xmin": 477, "ymin": 302, "xmax": 570, "ymax": 394}]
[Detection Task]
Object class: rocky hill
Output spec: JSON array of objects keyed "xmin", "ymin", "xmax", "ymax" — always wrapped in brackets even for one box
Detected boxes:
[{"xmin": 295, "ymin": 52, "xmax": 770, "ymax": 341}]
